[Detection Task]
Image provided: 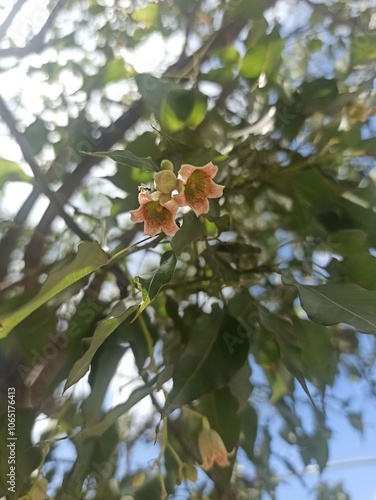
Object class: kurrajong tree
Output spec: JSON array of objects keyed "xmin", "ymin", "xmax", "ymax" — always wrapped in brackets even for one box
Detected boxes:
[{"xmin": 0, "ymin": 0, "xmax": 375, "ymax": 499}]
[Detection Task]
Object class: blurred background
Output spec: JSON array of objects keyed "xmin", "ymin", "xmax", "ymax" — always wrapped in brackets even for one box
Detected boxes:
[{"xmin": 0, "ymin": 0, "xmax": 376, "ymax": 498}]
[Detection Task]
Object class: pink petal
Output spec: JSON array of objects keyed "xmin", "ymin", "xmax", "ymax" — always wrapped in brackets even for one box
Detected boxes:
[
  {"xmin": 173, "ymin": 191, "xmax": 188, "ymax": 207},
  {"xmin": 190, "ymin": 197, "xmax": 210, "ymax": 216},
  {"xmin": 206, "ymin": 181, "xmax": 224, "ymax": 199},
  {"xmin": 138, "ymin": 191, "xmax": 154, "ymax": 205},
  {"xmin": 200, "ymin": 162, "xmax": 218, "ymax": 179},
  {"xmin": 129, "ymin": 206, "xmax": 145, "ymax": 223},
  {"xmin": 143, "ymin": 217, "xmax": 162, "ymax": 237},
  {"xmin": 163, "ymin": 198, "xmax": 179, "ymax": 215},
  {"xmin": 161, "ymin": 217, "xmax": 180, "ymax": 236},
  {"xmin": 214, "ymin": 453, "xmax": 230, "ymax": 467},
  {"xmin": 178, "ymin": 164, "xmax": 198, "ymax": 182}
]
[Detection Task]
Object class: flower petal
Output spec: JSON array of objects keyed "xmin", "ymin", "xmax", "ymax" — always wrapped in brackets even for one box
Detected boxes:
[
  {"xmin": 176, "ymin": 162, "xmax": 223, "ymax": 216},
  {"xmin": 129, "ymin": 206, "xmax": 145, "ymax": 223},
  {"xmin": 206, "ymin": 181, "xmax": 224, "ymax": 199}
]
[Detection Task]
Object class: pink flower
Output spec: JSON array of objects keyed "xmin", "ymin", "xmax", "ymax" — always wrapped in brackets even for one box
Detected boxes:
[
  {"xmin": 130, "ymin": 191, "xmax": 179, "ymax": 237},
  {"xmin": 174, "ymin": 162, "xmax": 224, "ymax": 216},
  {"xmin": 197, "ymin": 424, "xmax": 235, "ymax": 470}
]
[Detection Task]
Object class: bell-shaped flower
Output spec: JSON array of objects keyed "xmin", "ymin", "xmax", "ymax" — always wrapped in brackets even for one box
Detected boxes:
[
  {"xmin": 130, "ymin": 190, "xmax": 179, "ymax": 237},
  {"xmin": 197, "ymin": 420, "xmax": 235, "ymax": 470},
  {"xmin": 173, "ymin": 162, "xmax": 224, "ymax": 216}
]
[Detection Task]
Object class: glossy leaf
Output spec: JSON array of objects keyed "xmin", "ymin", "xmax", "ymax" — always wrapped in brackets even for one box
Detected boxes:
[
  {"xmin": 171, "ymin": 211, "xmax": 207, "ymax": 254},
  {"xmin": 136, "ymin": 74, "xmax": 207, "ymax": 132},
  {"xmin": 82, "ymin": 149, "xmax": 158, "ymax": 171},
  {"xmin": 281, "ymin": 269, "xmax": 376, "ymax": 334},
  {"xmin": 240, "ymin": 32, "xmax": 284, "ymax": 79},
  {"xmin": 64, "ymin": 300, "xmax": 138, "ymax": 390},
  {"xmin": 133, "ymin": 251, "xmax": 177, "ymax": 319},
  {"xmin": 0, "ymin": 242, "xmax": 108, "ymax": 339},
  {"xmin": 259, "ymin": 308, "xmax": 317, "ymax": 409},
  {"xmin": 164, "ymin": 305, "xmax": 249, "ymax": 415},
  {"xmin": 0, "ymin": 158, "xmax": 31, "ymax": 186}
]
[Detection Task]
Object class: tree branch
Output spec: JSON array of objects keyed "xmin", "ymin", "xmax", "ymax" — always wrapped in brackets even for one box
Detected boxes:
[
  {"xmin": 0, "ymin": 95, "xmax": 91, "ymax": 242},
  {"xmin": 0, "ymin": 0, "xmax": 67, "ymax": 58},
  {"xmin": 0, "ymin": 16, "xmax": 252, "ymax": 279},
  {"xmin": 22, "ymin": 18, "xmax": 249, "ymax": 273}
]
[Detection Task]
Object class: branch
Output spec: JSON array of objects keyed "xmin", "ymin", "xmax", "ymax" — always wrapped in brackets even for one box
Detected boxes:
[
  {"xmin": 0, "ymin": 0, "xmax": 67, "ymax": 58},
  {"xmin": 23, "ymin": 100, "xmax": 145, "ymax": 272},
  {"xmin": 0, "ymin": 95, "xmax": 91, "ymax": 242},
  {"xmin": 0, "ymin": 16, "xmax": 253, "ymax": 279},
  {"xmin": 0, "ymin": 0, "xmax": 28, "ymax": 42}
]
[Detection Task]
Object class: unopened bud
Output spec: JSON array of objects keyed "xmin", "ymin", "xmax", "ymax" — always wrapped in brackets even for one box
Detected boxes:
[
  {"xmin": 160, "ymin": 159, "xmax": 174, "ymax": 171},
  {"xmin": 154, "ymin": 170, "xmax": 178, "ymax": 194},
  {"xmin": 183, "ymin": 464, "xmax": 198, "ymax": 482},
  {"xmin": 131, "ymin": 471, "xmax": 146, "ymax": 487}
]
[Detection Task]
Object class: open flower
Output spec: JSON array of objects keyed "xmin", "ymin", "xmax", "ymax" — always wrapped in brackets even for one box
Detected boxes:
[
  {"xmin": 197, "ymin": 420, "xmax": 235, "ymax": 470},
  {"xmin": 130, "ymin": 190, "xmax": 179, "ymax": 237},
  {"xmin": 174, "ymin": 162, "xmax": 224, "ymax": 216}
]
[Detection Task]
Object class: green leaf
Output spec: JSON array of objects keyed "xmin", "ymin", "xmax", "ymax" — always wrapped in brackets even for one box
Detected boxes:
[
  {"xmin": 240, "ymin": 403, "xmax": 258, "ymax": 460},
  {"xmin": 281, "ymin": 269, "xmax": 376, "ymax": 334},
  {"xmin": 163, "ymin": 306, "xmax": 249, "ymax": 415},
  {"xmin": 347, "ymin": 412, "xmax": 363, "ymax": 433},
  {"xmin": 0, "ymin": 242, "xmax": 108, "ymax": 339},
  {"xmin": 329, "ymin": 230, "xmax": 376, "ymax": 289},
  {"xmin": 259, "ymin": 308, "xmax": 317, "ymax": 409},
  {"xmin": 24, "ymin": 119, "xmax": 48, "ymax": 155},
  {"xmin": 0, "ymin": 158, "xmax": 31, "ymax": 186},
  {"xmin": 204, "ymin": 213, "xmax": 231, "ymax": 234},
  {"xmin": 64, "ymin": 301, "xmax": 138, "ymax": 391},
  {"xmin": 351, "ymin": 35, "xmax": 376, "ymax": 64},
  {"xmin": 74, "ymin": 379, "xmax": 156, "ymax": 440},
  {"xmin": 82, "ymin": 149, "xmax": 158, "ymax": 172},
  {"xmin": 134, "ymin": 251, "xmax": 177, "ymax": 319},
  {"xmin": 171, "ymin": 212, "xmax": 207, "ymax": 254},
  {"xmin": 102, "ymin": 58, "xmax": 131, "ymax": 85},
  {"xmin": 131, "ymin": 4, "xmax": 159, "ymax": 26},
  {"xmin": 293, "ymin": 319, "xmax": 338, "ymax": 390},
  {"xmin": 299, "ymin": 78, "xmax": 338, "ymax": 114},
  {"xmin": 228, "ymin": 360, "xmax": 253, "ymax": 413},
  {"xmin": 227, "ymin": 0, "xmax": 265, "ymax": 19},
  {"xmin": 298, "ymin": 425, "xmax": 330, "ymax": 472},
  {"xmin": 136, "ymin": 75, "xmax": 207, "ymax": 132},
  {"xmin": 240, "ymin": 32, "xmax": 284, "ymax": 79}
]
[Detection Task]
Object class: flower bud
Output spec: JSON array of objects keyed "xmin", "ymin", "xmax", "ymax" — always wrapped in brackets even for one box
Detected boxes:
[
  {"xmin": 160, "ymin": 159, "xmax": 174, "ymax": 171},
  {"xmin": 154, "ymin": 170, "xmax": 178, "ymax": 194},
  {"xmin": 131, "ymin": 471, "xmax": 146, "ymax": 488},
  {"xmin": 182, "ymin": 464, "xmax": 198, "ymax": 482}
]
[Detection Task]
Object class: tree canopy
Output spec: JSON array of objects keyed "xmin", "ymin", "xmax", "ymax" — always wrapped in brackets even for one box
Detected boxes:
[{"xmin": 0, "ymin": 0, "xmax": 375, "ymax": 498}]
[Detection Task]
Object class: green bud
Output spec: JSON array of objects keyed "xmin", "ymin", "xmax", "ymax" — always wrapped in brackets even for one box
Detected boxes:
[
  {"xmin": 154, "ymin": 170, "xmax": 178, "ymax": 194},
  {"xmin": 131, "ymin": 471, "xmax": 146, "ymax": 487},
  {"xmin": 183, "ymin": 464, "xmax": 198, "ymax": 482},
  {"xmin": 160, "ymin": 159, "xmax": 174, "ymax": 171}
]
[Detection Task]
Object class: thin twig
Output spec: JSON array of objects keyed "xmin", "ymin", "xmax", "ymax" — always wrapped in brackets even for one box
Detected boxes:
[
  {"xmin": 0, "ymin": 95, "xmax": 91, "ymax": 242},
  {"xmin": 0, "ymin": 0, "xmax": 67, "ymax": 58}
]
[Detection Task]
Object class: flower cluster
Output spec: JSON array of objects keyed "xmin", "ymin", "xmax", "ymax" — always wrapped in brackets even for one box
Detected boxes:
[{"xmin": 130, "ymin": 161, "xmax": 224, "ymax": 237}]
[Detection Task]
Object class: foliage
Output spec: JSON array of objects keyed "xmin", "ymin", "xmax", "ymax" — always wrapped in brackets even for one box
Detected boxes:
[{"xmin": 0, "ymin": 0, "xmax": 375, "ymax": 499}]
